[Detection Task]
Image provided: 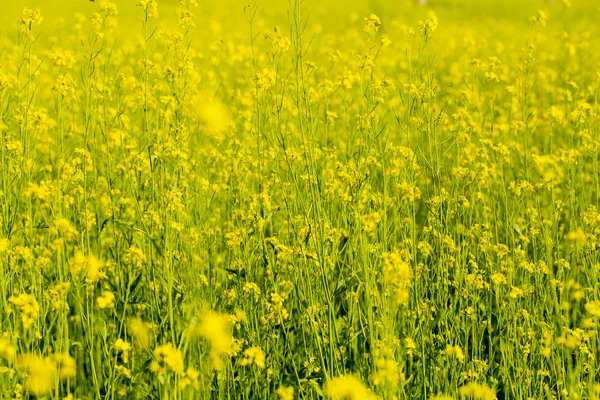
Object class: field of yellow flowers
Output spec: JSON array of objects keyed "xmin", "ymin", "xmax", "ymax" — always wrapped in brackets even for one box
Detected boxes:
[{"xmin": 0, "ymin": 0, "xmax": 599, "ymax": 398}]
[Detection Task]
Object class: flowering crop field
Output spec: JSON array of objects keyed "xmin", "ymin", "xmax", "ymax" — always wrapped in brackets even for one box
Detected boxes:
[{"xmin": 0, "ymin": 0, "xmax": 600, "ymax": 398}]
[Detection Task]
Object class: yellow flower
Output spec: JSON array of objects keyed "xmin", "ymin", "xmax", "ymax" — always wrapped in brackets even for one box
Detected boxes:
[
  {"xmin": 17, "ymin": 355, "xmax": 57, "ymax": 396},
  {"xmin": 0, "ymin": 338, "xmax": 16, "ymax": 362},
  {"xmin": 128, "ymin": 318, "xmax": 153, "ymax": 350},
  {"xmin": 69, "ymin": 252, "xmax": 104, "ymax": 282},
  {"xmin": 254, "ymin": 68, "xmax": 276, "ymax": 89},
  {"xmin": 21, "ymin": 8, "xmax": 43, "ymax": 26},
  {"xmin": 508, "ymin": 286, "xmax": 525, "ymax": 299},
  {"xmin": 418, "ymin": 12, "xmax": 438, "ymax": 38},
  {"xmin": 490, "ymin": 273, "xmax": 507, "ymax": 285},
  {"xmin": 150, "ymin": 343, "xmax": 185, "ymax": 376},
  {"xmin": 194, "ymin": 311, "xmax": 233, "ymax": 370},
  {"xmin": 53, "ymin": 353, "xmax": 76, "ymax": 379},
  {"xmin": 96, "ymin": 291, "xmax": 115, "ymax": 310},
  {"xmin": 113, "ymin": 339, "xmax": 132, "ymax": 353},
  {"xmin": 361, "ymin": 212, "xmax": 381, "ymax": 236},
  {"xmin": 86, "ymin": 255, "xmax": 104, "ymax": 282},
  {"xmin": 100, "ymin": 2, "xmax": 118, "ymax": 17},
  {"xmin": 565, "ymin": 229, "xmax": 587, "ymax": 245},
  {"xmin": 239, "ymin": 346, "xmax": 265, "ymax": 369},
  {"xmin": 585, "ymin": 301, "xmax": 600, "ymax": 318},
  {"xmin": 370, "ymin": 358, "xmax": 401, "ymax": 388},
  {"xmin": 276, "ymin": 386, "xmax": 294, "ymax": 400},
  {"xmin": 0, "ymin": 238, "xmax": 9, "ymax": 253},
  {"xmin": 52, "ymin": 74, "xmax": 77, "ymax": 97},
  {"xmin": 136, "ymin": 0, "xmax": 158, "ymax": 18},
  {"xmin": 115, "ymin": 365, "xmax": 132, "ymax": 379},
  {"xmin": 530, "ymin": 10, "xmax": 548, "ymax": 26},
  {"xmin": 113, "ymin": 339, "xmax": 132, "ymax": 363},
  {"xmin": 383, "ymin": 251, "xmax": 412, "ymax": 305},
  {"xmin": 459, "ymin": 382, "xmax": 497, "ymax": 400},
  {"xmin": 178, "ymin": 367, "xmax": 200, "ymax": 390},
  {"xmin": 381, "ymin": 34, "xmax": 391, "ymax": 47},
  {"xmin": 443, "ymin": 345, "xmax": 465, "ymax": 363},
  {"xmin": 363, "ymin": 14, "xmax": 381, "ymax": 36},
  {"xmin": 8, "ymin": 293, "xmax": 39, "ymax": 329},
  {"xmin": 325, "ymin": 375, "xmax": 377, "ymax": 400}
]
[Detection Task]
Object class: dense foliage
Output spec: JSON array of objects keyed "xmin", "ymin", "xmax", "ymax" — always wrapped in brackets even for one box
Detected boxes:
[{"xmin": 0, "ymin": 0, "xmax": 599, "ymax": 399}]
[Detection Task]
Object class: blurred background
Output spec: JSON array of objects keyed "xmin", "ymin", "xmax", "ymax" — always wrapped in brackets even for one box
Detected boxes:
[{"xmin": 1, "ymin": 0, "xmax": 599, "ymax": 39}]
